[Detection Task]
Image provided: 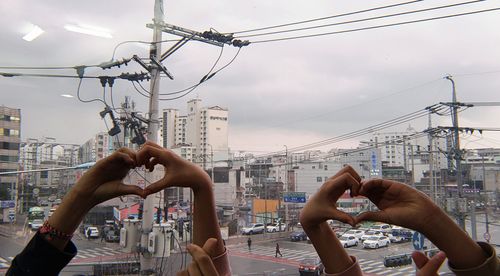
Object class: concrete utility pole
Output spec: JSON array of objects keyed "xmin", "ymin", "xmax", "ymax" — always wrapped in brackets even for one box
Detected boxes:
[
  {"xmin": 445, "ymin": 75, "xmax": 466, "ymax": 230},
  {"xmin": 428, "ymin": 113, "xmax": 435, "ymax": 202},
  {"xmin": 140, "ymin": 0, "xmax": 164, "ymax": 273}
]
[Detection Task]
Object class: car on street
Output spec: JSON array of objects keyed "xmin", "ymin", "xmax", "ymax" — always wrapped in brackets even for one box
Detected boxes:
[
  {"xmin": 360, "ymin": 230, "xmax": 384, "ymax": 242},
  {"xmin": 31, "ymin": 219, "xmax": 44, "ymax": 230},
  {"xmin": 266, "ymin": 223, "xmax": 286, "ymax": 232},
  {"xmin": 369, "ymin": 223, "xmax": 392, "ymax": 234},
  {"xmin": 387, "ymin": 233, "xmax": 406, "ymax": 243},
  {"xmin": 363, "ymin": 236, "xmax": 390, "ymax": 249},
  {"xmin": 241, "ymin": 223, "xmax": 265, "ymax": 235},
  {"xmin": 85, "ymin": 226, "xmax": 100, "ymax": 239},
  {"xmin": 341, "ymin": 229, "xmax": 365, "ymax": 239},
  {"xmin": 298, "ymin": 257, "xmax": 324, "ymax": 276},
  {"xmin": 339, "ymin": 235, "xmax": 359, "ymax": 248},
  {"xmin": 290, "ymin": 231, "xmax": 308, "ymax": 241},
  {"xmin": 105, "ymin": 230, "xmax": 120, "ymax": 242}
]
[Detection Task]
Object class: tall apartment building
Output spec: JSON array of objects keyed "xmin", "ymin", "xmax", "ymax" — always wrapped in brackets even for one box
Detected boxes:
[
  {"xmin": 0, "ymin": 106, "xmax": 21, "ymax": 201},
  {"xmin": 80, "ymin": 132, "xmax": 114, "ymax": 163},
  {"xmin": 162, "ymin": 99, "xmax": 229, "ymax": 166}
]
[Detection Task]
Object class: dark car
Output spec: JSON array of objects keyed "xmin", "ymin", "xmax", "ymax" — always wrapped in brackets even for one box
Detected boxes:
[
  {"xmin": 105, "ymin": 230, "xmax": 120, "ymax": 243},
  {"xmin": 299, "ymin": 257, "xmax": 324, "ymax": 276},
  {"xmin": 290, "ymin": 231, "xmax": 307, "ymax": 242}
]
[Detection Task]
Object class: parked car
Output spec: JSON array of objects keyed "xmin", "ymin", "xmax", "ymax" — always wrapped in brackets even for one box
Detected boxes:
[
  {"xmin": 370, "ymin": 224, "xmax": 392, "ymax": 234},
  {"xmin": 105, "ymin": 230, "xmax": 120, "ymax": 243},
  {"xmin": 299, "ymin": 257, "xmax": 324, "ymax": 276},
  {"xmin": 391, "ymin": 227, "xmax": 413, "ymax": 241},
  {"xmin": 360, "ymin": 230, "xmax": 384, "ymax": 242},
  {"xmin": 339, "ymin": 235, "xmax": 359, "ymax": 248},
  {"xmin": 85, "ymin": 226, "xmax": 100, "ymax": 239},
  {"xmin": 341, "ymin": 229, "xmax": 365, "ymax": 239},
  {"xmin": 31, "ymin": 219, "xmax": 44, "ymax": 230},
  {"xmin": 266, "ymin": 223, "xmax": 286, "ymax": 232},
  {"xmin": 387, "ymin": 233, "xmax": 405, "ymax": 243},
  {"xmin": 290, "ymin": 231, "xmax": 308, "ymax": 242},
  {"xmin": 363, "ymin": 236, "xmax": 390, "ymax": 249},
  {"xmin": 241, "ymin": 223, "xmax": 265, "ymax": 235}
]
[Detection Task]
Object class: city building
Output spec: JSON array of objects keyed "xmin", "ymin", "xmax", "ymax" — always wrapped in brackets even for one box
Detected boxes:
[
  {"xmin": 162, "ymin": 99, "xmax": 229, "ymax": 167},
  {"xmin": 79, "ymin": 132, "xmax": 114, "ymax": 163},
  {"xmin": 0, "ymin": 106, "xmax": 21, "ymax": 201}
]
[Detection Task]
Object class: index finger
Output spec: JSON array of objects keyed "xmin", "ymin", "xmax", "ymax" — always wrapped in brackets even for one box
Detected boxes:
[
  {"xmin": 329, "ymin": 165, "xmax": 362, "ymax": 183},
  {"xmin": 136, "ymin": 144, "xmax": 173, "ymax": 168},
  {"xmin": 359, "ymin": 178, "xmax": 393, "ymax": 196},
  {"xmin": 187, "ymin": 244, "xmax": 219, "ymax": 276}
]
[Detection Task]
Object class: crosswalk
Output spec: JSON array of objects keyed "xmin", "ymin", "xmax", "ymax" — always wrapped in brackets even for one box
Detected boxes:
[
  {"xmin": 0, "ymin": 247, "xmax": 125, "ymax": 270},
  {"xmin": 233, "ymin": 245, "xmax": 418, "ymax": 276},
  {"xmin": 72, "ymin": 247, "xmax": 123, "ymax": 260}
]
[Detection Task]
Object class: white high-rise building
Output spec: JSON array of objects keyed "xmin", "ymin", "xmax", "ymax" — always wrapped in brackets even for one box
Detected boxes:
[{"xmin": 162, "ymin": 99, "xmax": 229, "ymax": 167}]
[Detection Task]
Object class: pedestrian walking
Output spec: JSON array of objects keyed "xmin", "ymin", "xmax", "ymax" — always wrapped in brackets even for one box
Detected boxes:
[
  {"xmin": 275, "ymin": 242, "xmax": 283, "ymax": 257},
  {"xmin": 100, "ymin": 227, "xmax": 106, "ymax": 242},
  {"xmin": 247, "ymin": 237, "xmax": 252, "ymax": 251},
  {"xmin": 86, "ymin": 227, "xmax": 91, "ymax": 240}
]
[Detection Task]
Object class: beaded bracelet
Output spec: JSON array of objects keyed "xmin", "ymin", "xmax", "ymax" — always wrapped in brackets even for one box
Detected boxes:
[{"xmin": 39, "ymin": 221, "xmax": 73, "ymax": 241}]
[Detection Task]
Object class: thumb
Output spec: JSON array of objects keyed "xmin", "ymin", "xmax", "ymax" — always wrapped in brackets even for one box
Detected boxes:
[
  {"xmin": 202, "ymin": 238, "xmax": 219, "ymax": 258},
  {"xmin": 115, "ymin": 183, "xmax": 147, "ymax": 199},
  {"xmin": 412, "ymin": 251, "xmax": 429, "ymax": 269},
  {"xmin": 354, "ymin": 211, "xmax": 388, "ymax": 225},
  {"xmin": 330, "ymin": 209, "xmax": 355, "ymax": 227},
  {"xmin": 418, "ymin": 251, "xmax": 446, "ymax": 275}
]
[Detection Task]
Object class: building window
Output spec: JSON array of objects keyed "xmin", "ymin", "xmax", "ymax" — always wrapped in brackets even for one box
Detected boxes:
[
  {"xmin": 316, "ymin": 177, "xmax": 322, "ymax": 182},
  {"xmin": 41, "ymin": 171, "xmax": 48, "ymax": 179},
  {"xmin": 312, "ymin": 166, "xmax": 316, "ymax": 169},
  {"xmin": 324, "ymin": 165, "xmax": 328, "ymax": 170}
]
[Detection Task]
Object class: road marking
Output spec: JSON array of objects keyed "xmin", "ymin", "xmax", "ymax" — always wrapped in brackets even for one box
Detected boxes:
[
  {"xmin": 0, "ymin": 257, "xmax": 6, "ymax": 262},
  {"xmin": 7, "ymin": 257, "xmax": 13, "ymax": 261},
  {"xmin": 385, "ymin": 271, "xmax": 404, "ymax": 276},
  {"xmin": 364, "ymin": 267, "xmax": 385, "ymax": 273}
]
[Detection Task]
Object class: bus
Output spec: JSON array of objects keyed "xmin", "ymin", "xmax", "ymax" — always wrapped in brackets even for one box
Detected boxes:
[{"xmin": 28, "ymin": 207, "xmax": 45, "ymax": 227}]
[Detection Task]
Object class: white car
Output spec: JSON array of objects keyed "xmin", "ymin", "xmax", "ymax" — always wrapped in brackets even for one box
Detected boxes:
[
  {"xmin": 31, "ymin": 219, "xmax": 44, "ymax": 230},
  {"xmin": 360, "ymin": 230, "xmax": 384, "ymax": 242},
  {"xmin": 85, "ymin": 226, "xmax": 100, "ymax": 238},
  {"xmin": 266, "ymin": 223, "xmax": 285, "ymax": 233},
  {"xmin": 338, "ymin": 236, "xmax": 359, "ymax": 248},
  {"xmin": 363, "ymin": 236, "xmax": 390, "ymax": 249},
  {"xmin": 241, "ymin": 223, "xmax": 265, "ymax": 235},
  {"xmin": 342, "ymin": 229, "xmax": 365, "ymax": 239},
  {"xmin": 370, "ymin": 224, "xmax": 392, "ymax": 234},
  {"xmin": 387, "ymin": 233, "xmax": 405, "ymax": 243}
]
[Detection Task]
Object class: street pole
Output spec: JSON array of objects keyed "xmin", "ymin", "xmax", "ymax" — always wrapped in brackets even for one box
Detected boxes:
[
  {"xmin": 140, "ymin": 0, "xmax": 164, "ymax": 273},
  {"xmin": 445, "ymin": 75, "xmax": 466, "ymax": 230},
  {"xmin": 283, "ymin": 145, "xmax": 289, "ymax": 229},
  {"xmin": 410, "ymin": 143, "xmax": 415, "ymax": 187},
  {"xmin": 208, "ymin": 144, "xmax": 214, "ymax": 181},
  {"xmin": 428, "ymin": 113, "xmax": 436, "ymax": 202}
]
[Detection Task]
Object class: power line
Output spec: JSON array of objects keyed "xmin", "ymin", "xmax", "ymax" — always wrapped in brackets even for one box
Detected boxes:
[
  {"xmin": 250, "ymin": 7, "xmax": 500, "ymax": 44},
  {"xmin": 236, "ymin": 0, "xmax": 485, "ymax": 39},
  {"xmin": 229, "ymin": 0, "xmax": 423, "ymax": 34}
]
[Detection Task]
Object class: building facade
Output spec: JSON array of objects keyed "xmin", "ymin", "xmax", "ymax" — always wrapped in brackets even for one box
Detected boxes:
[{"xmin": 0, "ymin": 106, "xmax": 21, "ymax": 201}]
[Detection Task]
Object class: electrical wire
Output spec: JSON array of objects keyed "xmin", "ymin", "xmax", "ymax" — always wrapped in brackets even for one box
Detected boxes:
[
  {"xmin": 229, "ymin": 0, "xmax": 423, "ymax": 34},
  {"xmin": 111, "ymin": 39, "xmax": 182, "ymax": 61},
  {"xmin": 0, "ymin": 65, "xmax": 98, "ymax": 70},
  {"xmin": 157, "ymin": 45, "xmax": 225, "ymax": 96},
  {"xmin": 76, "ymin": 77, "xmax": 107, "ymax": 105},
  {"xmin": 250, "ymin": 7, "xmax": 500, "ymax": 44},
  {"xmin": 268, "ymin": 77, "xmax": 442, "ymax": 128},
  {"xmin": 158, "ymin": 47, "xmax": 241, "ymax": 101},
  {"xmin": 235, "ymin": 0, "xmax": 485, "ymax": 39},
  {"xmin": 131, "ymin": 81, "xmax": 152, "ymax": 98}
]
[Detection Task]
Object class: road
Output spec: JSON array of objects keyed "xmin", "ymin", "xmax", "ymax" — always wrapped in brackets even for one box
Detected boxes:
[{"xmin": 1, "ymin": 221, "xmax": 498, "ymax": 275}]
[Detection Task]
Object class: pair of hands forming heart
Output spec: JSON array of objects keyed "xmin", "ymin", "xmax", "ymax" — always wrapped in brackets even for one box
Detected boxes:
[
  {"xmin": 299, "ymin": 165, "xmax": 441, "ymax": 234},
  {"xmin": 72, "ymin": 141, "xmax": 212, "ymax": 209}
]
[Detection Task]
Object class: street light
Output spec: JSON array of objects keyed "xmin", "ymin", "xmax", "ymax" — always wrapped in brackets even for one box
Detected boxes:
[{"xmin": 207, "ymin": 144, "xmax": 214, "ymax": 182}]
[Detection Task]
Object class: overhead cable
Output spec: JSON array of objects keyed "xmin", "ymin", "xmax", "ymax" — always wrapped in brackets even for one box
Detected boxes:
[
  {"xmin": 229, "ymin": 0, "xmax": 423, "ymax": 34},
  {"xmin": 250, "ymin": 7, "xmax": 500, "ymax": 44},
  {"xmin": 236, "ymin": 0, "xmax": 485, "ymax": 39}
]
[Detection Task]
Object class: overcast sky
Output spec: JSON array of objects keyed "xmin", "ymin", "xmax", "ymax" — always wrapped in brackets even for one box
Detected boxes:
[{"xmin": 1, "ymin": 0, "xmax": 500, "ymax": 154}]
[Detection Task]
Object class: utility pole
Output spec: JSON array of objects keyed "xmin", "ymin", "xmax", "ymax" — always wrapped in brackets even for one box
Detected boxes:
[
  {"xmin": 283, "ymin": 145, "xmax": 288, "ymax": 228},
  {"xmin": 140, "ymin": 0, "xmax": 164, "ymax": 273},
  {"xmin": 428, "ymin": 113, "xmax": 436, "ymax": 202},
  {"xmin": 445, "ymin": 75, "xmax": 466, "ymax": 230}
]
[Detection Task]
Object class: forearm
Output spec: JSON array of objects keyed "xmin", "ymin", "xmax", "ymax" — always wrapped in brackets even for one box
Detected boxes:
[
  {"xmin": 423, "ymin": 211, "xmax": 487, "ymax": 269},
  {"xmin": 303, "ymin": 222, "xmax": 353, "ymax": 273},
  {"xmin": 46, "ymin": 191, "xmax": 92, "ymax": 251},
  {"xmin": 192, "ymin": 184, "xmax": 225, "ymax": 255}
]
